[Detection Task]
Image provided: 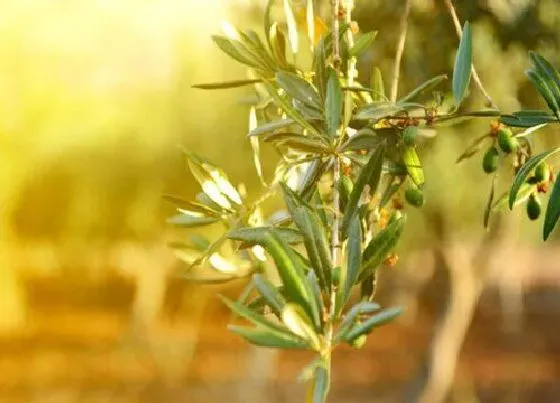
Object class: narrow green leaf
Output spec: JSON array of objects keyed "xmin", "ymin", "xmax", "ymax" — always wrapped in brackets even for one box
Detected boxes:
[
  {"xmin": 313, "ymin": 36, "xmax": 327, "ymax": 100},
  {"xmin": 499, "ymin": 110, "xmax": 555, "ymax": 128},
  {"xmin": 483, "ymin": 173, "xmax": 497, "ymax": 229},
  {"xmin": 221, "ymin": 296, "xmax": 288, "ymax": 333},
  {"xmin": 185, "ymin": 151, "xmax": 242, "ymax": 208},
  {"xmin": 349, "ymin": 31, "xmax": 378, "ymax": 57},
  {"xmin": 402, "ymin": 126, "xmax": 418, "ymax": 146},
  {"xmin": 354, "ymin": 101, "xmax": 420, "ymax": 121},
  {"xmin": 398, "ymin": 74, "xmax": 447, "ymax": 104},
  {"xmin": 403, "ymin": 146, "xmax": 425, "ymax": 186},
  {"xmin": 360, "ymin": 215, "xmax": 406, "ymax": 280},
  {"xmin": 299, "ymin": 160, "xmax": 326, "ymax": 201},
  {"xmin": 167, "ymin": 213, "xmax": 220, "ymax": 227},
  {"xmin": 249, "ymin": 106, "xmax": 266, "ymax": 186},
  {"xmin": 343, "ymin": 307, "xmax": 403, "ymax": 343},
  {"xmin": 509, "ymin": 147, "xmax": 560, "ymax": 209},
  {"xmin": 253, "ymin": 273, "xmax": 285, "ymax": 316},
  {"xmin": 371, "ymin": 67, "xmax": 386, "ymax": 102},
  {"xmin": 240, "ymin": 30, "xmax": 278, "ymax": 72},
  {"xmin": 526, "ymin": 69, "xmax": 560, "ymax": 118},
  {"xmin": 276, "ymin": 71, "xmax": 322, "ymax": 109},
  {"xmin": 163, "ymin": 195, "xmax": 221, "ymax": 216},
  {"xmin": 341, "ymin": 146, "xmax": 385, "ymax": 235},
  {"xmin": 340, "ymin": 129, "xmax": 383, "ymax": 152},
  {"xmin": 268, "ymin": 135, "xmax": 330, "ymax": 154},
  {"xmin": 227, "ymin": 226, "xmax": 302, "ymax": 245},
  {"xmin": 263, "ymin": 81, "xmax": 322, "ymax": 137},
  {"xmin": 212, "ymin": 35, "xmax": 262, "ymax": 69},
  {"xmin": 228, "ymin": 325, "xmax": 308, "ymax": 349},
  {"xmin": 337, "ymin": 213, "xmax": 362, "ymax": 314},
  {"xmin": 452, "ymin": 21, "xmax": 472, "ymax": 107},
  {"xmin": 248, "ymin": 118, "xmax": 295, "ymax": 137},
  {"xmin": 325, "ymin": 68, "xmax": 342, "ymax": 137},
  {"xmin": 264, "ymin": 231, "xmax": 315, "ymax": 317},
  {"xmin": 192, "ymin": 78, "xmax": 262, "ymax": 90},
  {"xmin": 529, "ymin": 51, "xmax": 560, "ymax": 118},
  {"xmin": 306, "ymin": 270, "xmax": 324, "ymax": 330},
  {"xmin": 281, "ymin": 183, "xmax": 332, "ymax": 288},
  {"xmin": 544, "ymin": 174, "xmax": 560, "ymax": 240},
  {"xmin": 335, "ymin": 301, "xmax": 381, "ymax": 342},
  {"xmin": 269, "ymin": 22, "xmax": 288, "ymax": 66},
  {"xmin": 282, "ymin": 303, "xmax": 322, "ymax": 351},
  {"xmin": 264, "ymin": 0, "xmax": 275, "ymax": 50}
]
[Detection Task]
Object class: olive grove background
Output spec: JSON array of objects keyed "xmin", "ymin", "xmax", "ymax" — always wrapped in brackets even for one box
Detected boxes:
[{"xmin": 1, "ymin": 0, "xmax": 560, "ymax": 402}]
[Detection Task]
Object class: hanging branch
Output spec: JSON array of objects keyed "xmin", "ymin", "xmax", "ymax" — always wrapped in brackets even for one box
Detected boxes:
[
  {"xmin": 444, "ymin": 0, "xmax": 498, "ymax": 109},
  {"xmin": 390, "ymin": 0, "xmax": 411, "ymax": 103}
]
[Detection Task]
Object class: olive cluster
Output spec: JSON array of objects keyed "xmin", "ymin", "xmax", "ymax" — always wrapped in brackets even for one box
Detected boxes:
[{"xmin": 482, "ymin": 125, "xmax": 553, "ymax": 221}]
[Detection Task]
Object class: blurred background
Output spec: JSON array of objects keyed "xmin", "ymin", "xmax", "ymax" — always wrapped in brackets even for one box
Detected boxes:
[{"xmin": 1, "ymin": 0, "xmax": 560, "ymax": 402}]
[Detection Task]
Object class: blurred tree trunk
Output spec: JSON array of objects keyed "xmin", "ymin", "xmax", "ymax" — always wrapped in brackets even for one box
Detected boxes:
[{"xmin": 406, "ymin": 212, "xmax": 514, "ymax": 403}]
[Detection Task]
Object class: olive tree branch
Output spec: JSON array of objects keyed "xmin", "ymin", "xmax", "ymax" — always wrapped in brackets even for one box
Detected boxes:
[{"xmin": 390, "ymin": 0, "xmax": 411, "ymax": 103}]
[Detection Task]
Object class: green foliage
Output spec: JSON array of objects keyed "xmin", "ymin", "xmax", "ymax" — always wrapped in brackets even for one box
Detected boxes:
[
  {"xmin": 452, "ymin": 21, "xmax": 472, "ymax": 107},
  {"xmin": 166, "ymin": 4, "xmax": 560, "ymax": 402}
]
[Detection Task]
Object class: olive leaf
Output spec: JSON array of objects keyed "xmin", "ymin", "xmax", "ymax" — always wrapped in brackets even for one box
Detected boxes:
[
  {"xmin": 371, "ymin": 67, "xmax": 386, "ymax": 102},
  {"xmin": 360, "ymin": 214, "xmax": 406, "ymax": 280},
  {"xmin": 528, "ymin": 51, "xmax": 560, "ymax": 119},
  {"xmin": 227, "ymin": 226, "xmax": 302, "ymax": 245},
  {"xmin": 509, "ymin": 147, "xmax": 560, "ymax": 209},
  {"xmin": 281, "ymin": 183, "xmax": 332, "ymax": 288},
  {"xmin": 544, "ymin": 174, "xmax": 560, "ymax": 240},
  {"xmin": 276, "ymin": 71, "xmax": 322, "ymax": 110},
  {"xmin": 167, "ymin": 212, "xmax": 220, "ymax": 227},
  {"xmin": 526, "ymin": 69, "xmax": 560, "ymax": 119},
  {"xmin": 341, "ymin": 146, "xmax": 385, "ymax": 236},
  {"xmin": 325, "ymin": 68, "xmax": 342, "ymax": 137},
  {"xmin": 398, "ymin": 74, "xmax": 447, "ymax": 104},
  {"xmin": 192, "ymin": 78, "xmax": 262, "ymax": 89},
  {"xmin": 336, "ymin": 213, "xmax": 362, "ymax": 315},
  {"xmin": 499, "ymin": 110, "xmax": 555, "ymax": 128},
  {"xmin": 281, "ymin": 303, "xmax": 322, "ymax": 351},
  {"xmin": 349, "ymin": 31, "xmax": 378, "ymax": 57},
  {"xmin": 452, "ymin": 21, "xmax": 472, "ymax": 107},
  {"xmin": 228, "ymin": 325, "xmax": 309, "ymax": 349},
  {"xmin": 252, "ymin": 273, "xmax": 286, "ymax": 317},
  {"xmin": 341, "ymin": 307, "xmax": 403, "ymax": 343}
]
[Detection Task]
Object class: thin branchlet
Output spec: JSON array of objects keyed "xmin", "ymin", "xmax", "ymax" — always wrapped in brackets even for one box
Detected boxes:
[{"xmin": 390, "ymin": 0, "xmax": 411, "ymax": 103}]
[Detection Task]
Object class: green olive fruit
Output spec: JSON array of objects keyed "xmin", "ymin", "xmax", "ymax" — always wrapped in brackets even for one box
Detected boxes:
[
  {"xmin": 404, "ymin": 185, "xmax": 424, "ymax": 207},
  {"xmin": 332, "ymin": 267, "xmax": 341, "ymax": 287},
  {"xmin": 534, "ymin": 163, "xmax": 550, "ymax": 183},
  {"xmin": 482, "ymin": 146, "xmax": 499, "ymax": 174},
  {"xmin": 497, "ymin": 128, "xmax": 518, "ymax": 154},
  {"xmin": 403, "ymin": 126, "xmax": 418, "ymax": 147},
  {"xmin": 350, "ymin": 334, "xmax": 368, "ymax": 349},
  {"xmin": 526, "ymin": 193, "xmax": 541, "ymax": 221}
]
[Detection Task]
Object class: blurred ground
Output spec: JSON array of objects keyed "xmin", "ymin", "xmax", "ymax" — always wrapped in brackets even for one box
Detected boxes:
[{"xmin": 1, "ymin": 0, "xmax": 560, "ymax": 402}]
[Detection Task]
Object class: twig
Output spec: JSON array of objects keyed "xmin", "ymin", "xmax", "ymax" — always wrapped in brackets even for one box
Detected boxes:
[
  {"xmin": 344, "ymin": 0, "xmax": 357, "ymax": 125},
  {"xmin": 444, "ymin": 0, "xmax": 498, "ymax": 109},
  {"xmin": 390, "ymin": 0, "xmax": 411, "ymax": 103},
  {"xmin": 331, "ymin": 0, "xmax": 341, "ymax": 68}
]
